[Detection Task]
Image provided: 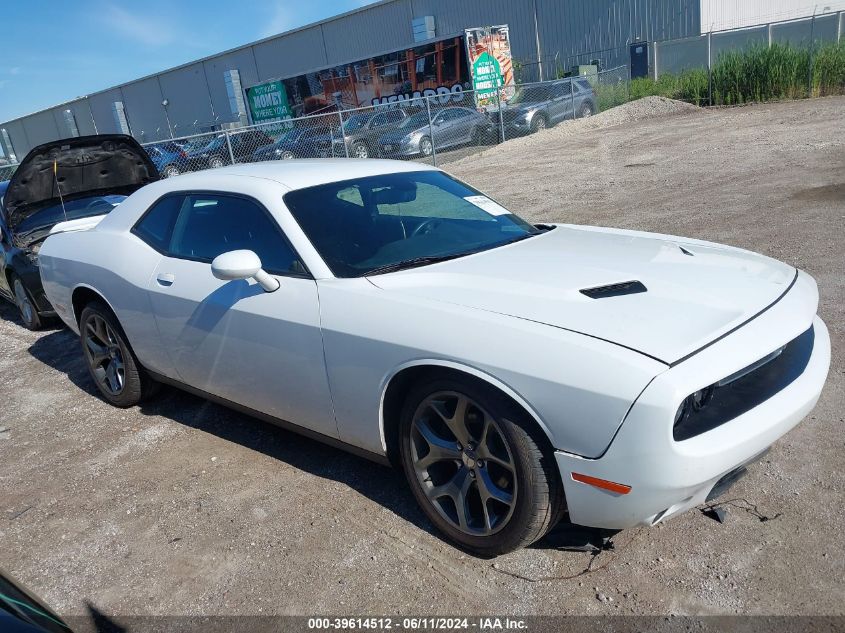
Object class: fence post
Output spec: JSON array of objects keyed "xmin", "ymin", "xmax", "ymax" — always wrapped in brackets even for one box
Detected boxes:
[
  {"xmin": 570, "ymin": 75, "xmax": 575, "ymax": 118},
  {"xmin": 653, "ymin": 40, "xmax": 659, "ymax": 80},
  {"xmin": 496, "ymin": 86, "xmax": 505, "ymax": 143},
  {"xmin": 224, "ymin": 130, "xmax": 235, "ymax": 165},
  {"xmin": 707, "ymin": 31, "xmax": 713, "ymax": 107},
  {"xmin": 424, "ymin": 96, "xmax": 437, "ymax": 167},
  {"xmin": 808, "ymin": 12, "xmax": 817, "ymax": 98},
  {"xmin": 338, "ymin": 109, "xmax": 350, "ymax": 158}
]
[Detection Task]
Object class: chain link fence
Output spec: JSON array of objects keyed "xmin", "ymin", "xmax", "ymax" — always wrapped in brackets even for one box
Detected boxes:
[
  {"xmin": 138, "ymin": 72, "xmax": 622, "ymax": 178},
  {"xmin": 0, "ymin": 162, "xmax": 18, "ymax": 182}
]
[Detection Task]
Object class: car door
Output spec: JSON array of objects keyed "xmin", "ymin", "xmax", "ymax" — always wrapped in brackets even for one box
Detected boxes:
[
  {"xmin": 552, "ymin": 81, "xmax": 574, "ymax": 122},
  {"xmin": 137, "ymin": 191, "xmax": 338, "ymax": 438},
  {"xmin": 452, "ymin": 108, "xmax": 478, "ymax": 143}
]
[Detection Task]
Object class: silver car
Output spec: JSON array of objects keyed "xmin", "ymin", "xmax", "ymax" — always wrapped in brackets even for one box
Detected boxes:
[
  {"xmin": 498, "ymin": 78, "xmax": 598, "ymax": 135},
  {"xmin": 377, "ymin": 107, "xmax": 494, "ymax": 158}
]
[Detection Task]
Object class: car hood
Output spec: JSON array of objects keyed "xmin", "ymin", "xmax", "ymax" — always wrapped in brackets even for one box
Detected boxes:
[
  {"xmin": 4, "ymin": 134, "xmax": 157, "ymax": 231},
  {"xmin": 368, "ymin": 225, "xmax": 797, "ymax": 365}
]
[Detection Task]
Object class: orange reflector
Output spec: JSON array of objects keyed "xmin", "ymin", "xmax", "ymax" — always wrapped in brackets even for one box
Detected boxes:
[{"xmin": 571, "ymin": 472, "xmax": 632, "ymax": 495}]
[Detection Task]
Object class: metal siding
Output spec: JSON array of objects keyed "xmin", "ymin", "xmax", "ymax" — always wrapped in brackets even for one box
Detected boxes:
[
  {"xmin": 21, "ymin": 110, "xmax": 61, "ymax": 148},
  {"xmin": 87, "ymin": 89, "xmax": 124, "ymax": 136},
  {"xmin": 535, "ymin": 0, "xmax": 700, "ymax": 70},
  {"xmin": 701, "ymin": 0, "xmax": 845, "ymax": 33},
  {"xmin": 202, "ymin": 48, "xmax": 261, "ymax": 126},
  {"xmin": 158, "ymin": 63, "xmax": 215, "ymax": 135},
  {"xmin": 251, "ymin": 26, "xmax": 326, "ymax": 81},
  {"xmin": 2, "ymin": 120, "xmax": 30, "ymax": 158},
  {"xmin": 321, "ymin": 1, "xmax": 414, "ymax": 65},
  {"xmin": 119, "ymin": 77, "xmax": 170, "ymax": 142}
]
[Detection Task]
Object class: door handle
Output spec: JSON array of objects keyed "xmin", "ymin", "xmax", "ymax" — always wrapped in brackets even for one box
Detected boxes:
[{"xmin": 156, "ymin": 273, "xmax": 175, "ymax": 287}]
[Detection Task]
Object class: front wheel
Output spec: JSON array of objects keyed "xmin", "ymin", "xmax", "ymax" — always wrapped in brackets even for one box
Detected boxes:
[
  {"xmin": 578, "ymin": 102, "xmax": 595, "ymax": 118},
  {"xmin": 352, "ymin": 142, "xmax": 370, "ymax": 159},
  {"xmin": 79, "ymin": 301, "xmax": 158, "ymax": 407},
  {"xmin": 419, "ymin": 136, "xmax": 433, "ymax": 157},
  {"xmin": 162, "ymin": 164, "xmax": 180, "ymax": 178},
  {"xmin": 11, "ymin": 274, "xmax": 42, "ymax": 330},
  {"xmin": 530, "ymin": 114, "xmax": 548, "ymax": 133},
  {"xmin": 399, "ymin": 377, "xmax": 564, "ymax": 556}
]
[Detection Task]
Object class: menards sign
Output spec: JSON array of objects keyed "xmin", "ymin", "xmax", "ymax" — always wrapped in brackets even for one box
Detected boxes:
[{"xmin": 465, "ymin": 25, "xmax": 515, "ymax": 108}]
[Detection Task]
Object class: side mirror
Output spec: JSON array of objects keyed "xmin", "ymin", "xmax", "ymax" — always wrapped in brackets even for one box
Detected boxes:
[{"xmin": 211, "ymin": 250, "xmax": 280, "ymax": 293}]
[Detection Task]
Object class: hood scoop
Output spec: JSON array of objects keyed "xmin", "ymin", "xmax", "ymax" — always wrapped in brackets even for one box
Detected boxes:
[{"xmin": 580, "ymin": 280, "xmax": 647, "ymax": 299}]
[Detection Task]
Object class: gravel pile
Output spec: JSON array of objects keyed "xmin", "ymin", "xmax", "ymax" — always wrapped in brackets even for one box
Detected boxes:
[{"xmin": 451, "ymin": 97, "xmax": 703, "ymax": 166}]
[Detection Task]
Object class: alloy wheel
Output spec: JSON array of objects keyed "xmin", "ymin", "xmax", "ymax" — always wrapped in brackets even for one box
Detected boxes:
[
  {"xmin": 83, "ymin": 314, "xmax": 126, "ymax": 396},
  {"xmin": 163, "ymin": 165, "xmax": 180, "ymax": 178},
  {"xmin": 409, "ymin": 391, "xmax": 517, "ymax": 536},
  {"xmin": 353, "ymin": 143, "xmax": 369, "ymax": 159},
  {"xmin": 210, "ymin": 157, "xmax": 225, "ymax": 168},
  {"xmin": 420, "ymin": 137, "xmax": 433, "ymax": 156},
  {"xmin": 13, "ymin": 278, "xmax": 35, "ymax": 326}
]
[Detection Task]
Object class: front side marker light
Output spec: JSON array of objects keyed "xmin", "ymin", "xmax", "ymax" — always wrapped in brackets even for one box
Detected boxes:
[{"xmin": 571, "ymin": 472, "xmax": 632, "ymax": 495}]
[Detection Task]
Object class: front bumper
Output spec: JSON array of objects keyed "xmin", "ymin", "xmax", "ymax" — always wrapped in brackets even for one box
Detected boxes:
[{"xmin": 556, "ymin": 273, "xmax": 831, "ymax": 529}]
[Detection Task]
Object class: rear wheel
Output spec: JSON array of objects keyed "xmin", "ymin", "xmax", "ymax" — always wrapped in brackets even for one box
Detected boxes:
[
  {"xmin": 399, "ymin": 376, "xmax": 564, "ymax": 556},
  {"xmin": 578, "ymin": 102, "xmax": 595, "ymax": 118},
  {"xmin": 209, "ymin": 156, "xmax": 225, "ymax": 169},
  {"xmin": 11, "ymin": 274, "xmax": 42, "ymax": 330},
  {"xmin": 79, "ymin": 301, "xmax": 158, "ymax": 407}
]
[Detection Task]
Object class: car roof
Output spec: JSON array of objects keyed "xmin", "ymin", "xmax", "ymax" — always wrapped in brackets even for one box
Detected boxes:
[{"xmin": 168, "ymin": 159, "xmax": 438, "ymax": 192}]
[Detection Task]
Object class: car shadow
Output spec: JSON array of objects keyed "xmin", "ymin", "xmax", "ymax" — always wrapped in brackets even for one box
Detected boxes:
[{"xmin": 27, "ymin": 327, "xmax": 601, "ymax": 557}]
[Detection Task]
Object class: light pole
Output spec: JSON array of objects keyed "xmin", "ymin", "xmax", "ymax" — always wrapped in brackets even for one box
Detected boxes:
[{"xmin": 161, "ymin": 99, "xmax": 174, "ymax": 139}]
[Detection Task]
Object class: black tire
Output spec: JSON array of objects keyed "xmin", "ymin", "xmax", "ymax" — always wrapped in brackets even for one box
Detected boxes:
[
  {"xmin": 399, "ymin": 375, "xmax": 564, "ymax": 556},
  {"xmin": 352, "ymin": 141, "xmax": 370, "ymax": 159},
  {"xmin": 579, "ymin": 102, "xmax": 595, "ymax": 118},
  {"xmin": 530, "ymin": 114, "xmax": 549, "ymax": 134},
  {"xmin": 10, "ymin": 274, "xmax": 42, "ymax": 330},
  {"xmin": 78, "ymin": 300, "xmax": 158, "ymax": 407},
  {"xmin": 209, "ymin": 155, "xmax": 226, "ymax": 169}
]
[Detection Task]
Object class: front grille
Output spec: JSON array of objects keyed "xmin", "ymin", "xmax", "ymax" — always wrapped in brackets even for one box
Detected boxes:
[{"xmin": 673, "ymin": 325, "xmax": 815, "ymax": 441}]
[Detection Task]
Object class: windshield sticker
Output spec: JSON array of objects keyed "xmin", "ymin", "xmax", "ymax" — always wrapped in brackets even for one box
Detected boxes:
[{"xmin": 464, "ymin": 195, "xmax": 511, "ymax": 216}]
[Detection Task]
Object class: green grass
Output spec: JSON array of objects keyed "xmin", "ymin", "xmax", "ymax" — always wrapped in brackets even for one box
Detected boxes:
[{"xmin": 594, "ymin": 41, "xmax": 845, "ymax": 110}]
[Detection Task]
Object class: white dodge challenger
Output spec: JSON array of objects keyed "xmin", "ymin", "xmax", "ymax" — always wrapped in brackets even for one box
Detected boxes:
[{"xmin": 39, "ymin": 159, "xmax": 830, "ymax": 555}]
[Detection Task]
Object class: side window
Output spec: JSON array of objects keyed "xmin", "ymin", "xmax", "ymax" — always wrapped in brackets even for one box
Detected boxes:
[
  {"xmin": 168, "ymin": 194, "xmax": 305, "ymax": 275},
  {"xmin": 385, "ymin": 110, "xmax": 404, "ymax": 124},
  {"xmin": 132, "ymin": 195, "xmax": 184, "ymax": 252},
  {"xmin": 556, "ymin": 82, "xmax": 572, "ymax": 97},
  {"xmin": 369, "ymin": 113, "xmax": 387, "ymax": 127}
]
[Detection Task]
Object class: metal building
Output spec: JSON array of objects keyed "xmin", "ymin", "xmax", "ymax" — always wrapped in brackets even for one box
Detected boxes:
[{"xmin": 0, "ymin": 0, "xmax": 703, "ymax": 158}]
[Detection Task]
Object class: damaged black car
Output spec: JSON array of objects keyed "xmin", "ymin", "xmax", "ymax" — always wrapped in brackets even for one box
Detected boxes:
[{"xmin": 0, "ymin": 134, "xmax": 157, "ymax": 329}]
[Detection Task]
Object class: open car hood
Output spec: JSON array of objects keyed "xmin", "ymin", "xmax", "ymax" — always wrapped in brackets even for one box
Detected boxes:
[{"xmin": 4, "ymin": 134, "xmax": 158, "ymax": 231}]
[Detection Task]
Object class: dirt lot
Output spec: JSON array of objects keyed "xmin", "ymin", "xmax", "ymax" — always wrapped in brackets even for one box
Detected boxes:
[{"xmin": 1, "ymin": 97, "xmax": 843, "ymax": 618}]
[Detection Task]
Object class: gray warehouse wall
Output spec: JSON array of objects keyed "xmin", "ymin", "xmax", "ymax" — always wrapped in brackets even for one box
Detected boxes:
[{"xmin": 1, "ymin": 0, "xmax": 703, "ymax": 156}]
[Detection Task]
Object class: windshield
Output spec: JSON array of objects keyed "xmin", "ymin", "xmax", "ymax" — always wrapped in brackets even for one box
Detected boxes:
[
  {"xmin": 15, "ymin": 195, "xmax": 126, "ymax": 234},
  {"xmin": 343, "ymin": 114, "xmax": 373, "ymax": 133},
  {"xmin": 284, "ymin": 171, "xmax": 540, "ymax": 277},
  {"xmin": 509, "ymin": 85, "xmax": 558, "ymax": 105},
  {"xmin": 399, "ymin": 112, "xmax": 430, "ymax": 130}
]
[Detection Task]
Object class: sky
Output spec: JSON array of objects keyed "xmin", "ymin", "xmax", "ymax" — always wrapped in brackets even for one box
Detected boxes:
[{"xmin": 0, "ymin": 0, "xmax": 379, "ymax": 123}]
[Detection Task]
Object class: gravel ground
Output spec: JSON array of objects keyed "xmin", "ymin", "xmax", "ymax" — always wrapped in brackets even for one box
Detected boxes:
[{"xmin": 0, "ymin": 96, "xmax": 843, "ymax": 619}]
